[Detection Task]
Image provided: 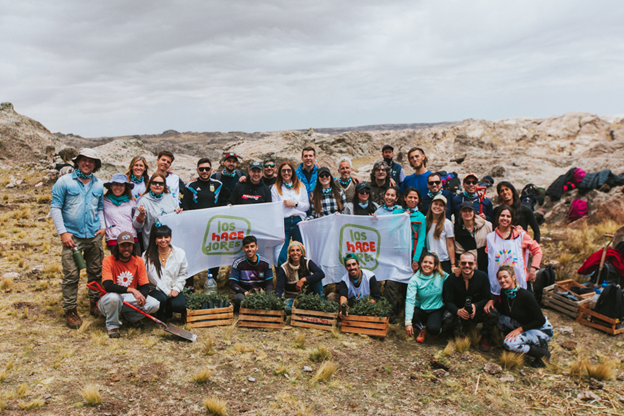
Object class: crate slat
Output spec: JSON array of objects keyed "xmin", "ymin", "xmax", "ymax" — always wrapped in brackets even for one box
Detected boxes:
[
  {"xmin": 185, "ymin": 305, "xmax": 234, "ymax": 328},
  {"xmin": 190, "ymin": 319, "xmax": 235, "ymax": 328},
  {"xmin": 340, "ymin": 314, "xmax": 389, "ymax": 337},
  {"xmin": 239, "ymin": 308, "xmax": 284, "ymax": 316},
  {"xmin": 238, "ymin": 308, "xmax": 285, "ymax": 329},
  {"xmin": 542, "ymin": 285, "xmax": 592, "ymax": 318},
  {"xmin": 576, "ymin": 304, "xmax": 624, "ymax": 336},
  {"xmin": 291, "ymin": 307, "xmax": 337, "ymax": 332}
]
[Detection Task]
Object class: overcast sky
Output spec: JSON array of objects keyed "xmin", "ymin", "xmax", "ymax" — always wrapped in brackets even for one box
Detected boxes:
[{"xmin": 2, "ymin": 0, "xmax": 623, "ymax": 137}]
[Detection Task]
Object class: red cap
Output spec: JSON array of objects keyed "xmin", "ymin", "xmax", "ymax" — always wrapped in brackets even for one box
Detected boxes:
[{"xmin": 224, "ymin": 152, "xmax": 240, "ymax": 160}]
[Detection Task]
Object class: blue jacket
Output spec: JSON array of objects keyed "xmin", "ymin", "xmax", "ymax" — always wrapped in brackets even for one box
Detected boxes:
[
  {"xmin": 452, "ymin": 193, "xmax": 494, "ymax": 222},
  {"xmin": 421, "ymin": 189, "xmax": 454, "ymax": 219},
  {"xmin": 394, "ymin": 208, "xmax": 427, "ymax": 262},
  {"xmin": 51, "ymin": 170, "xmax": 104, "ymax": 238},
  {"xmin": 296, "ymin": 163, "xmax": 318, "ymax": 195}
]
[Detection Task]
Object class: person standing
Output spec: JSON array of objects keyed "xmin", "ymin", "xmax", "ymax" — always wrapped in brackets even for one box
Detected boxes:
[
  {"xmin": 307, "ymin": 167, "xmax": 346, "ymax": 219},
  {"xmin": 382, "ymin": 144, "xmax": 405, "ymax": 188},
  {"xmin": 334, "ymin": 157, "xmax": 357, "ymax": 202},
  {"xmin": 368, "ymin": 161, "xmax": 392, "ymax": 206},
  {"xmin": 228, "ymin": 162, "xmax": 272, "ymax": 205},
  {"xmin": 425, "ymin": 195, "xmax": 457, "ymax": 275},
  {"xmin": 271, "ymin": 161, "xmax": 309, "ymax": 266},
  {"xmin": 153, "ymin": 151, "xmax": 185, "ymax": 205},
  {"xmin": 343, "ymin": 183, "xmax": 379, "ymax": 216},
  {"xmin": 453, "ymin": 173, "xmax": 494, "ymax": 222},
  {"xmin": 103, "ymin": 173, "xmax": 137, "ymax": 251},
  {"xmin": 211, "ymin": 152, "xmax": 245, "ymax": 194},
  {"xmin": 50, "ymin": 148, "xmax": 106, "ymax": 329},
  {"xmin": 399, "ymin": 147, "xmax": 431, "ymax": 197},
  {"xmin": 296, "ymin": 147, "xmax": 319, "ymax": 196},
  {"xmin": 375, "ymin": 187, "xmax": 402, "ymax": 216},
  {"xmin": 124, "ymin": 156, "xmax": 150, "ymax": 204},
  {"xmin": 495, "ymin": 181, "xmax": 540, "ymax": 243},
  {"xmin": 239, "ymin": 157, "xmax": 278, "ymax": 187},
  {"xmin": 454, "ymin": 201, "xmax": 492, "ymax": 272},
  {"xmin": 421, "ymin": 172, "xmax": 454, "ymax": 219}
]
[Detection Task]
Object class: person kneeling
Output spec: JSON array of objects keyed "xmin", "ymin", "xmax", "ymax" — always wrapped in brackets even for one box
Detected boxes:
[
  {"xmin": 143, "ymin": 223, "xmax": 189, "ymax": 322},
  {"xmin": 443, "ymin": 252, "xmax": 495, "ymax": 351},
  {"xmin": 485, "ymin": 266, "xmax": 553, "ymax": 367},
  {"xmin": 405, "ymin": 252, "xmax": 448, "ymax": 343},
  {"xmin": 98, "ymin": 232, "xmax": 159, "ymax": 338},
  {"xmin": 275, "ymin": 241, "xmax": 325, "ymax": 313},
  {"xmin": 337, "ymin": 254, "xmax": 381, "ymax": 319},
  {"xmin": 229, "ymin": 236, "xmax": 274, "ymax": 311}
]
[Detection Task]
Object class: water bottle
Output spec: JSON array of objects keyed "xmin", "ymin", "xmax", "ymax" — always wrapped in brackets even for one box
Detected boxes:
[
  {"xmin": 204, "ymin": 272, "xmax": 217, "ymax": 294},
  {"xmin": 72, "ymin": 247, "xmax": 87, "ymax": 270}
]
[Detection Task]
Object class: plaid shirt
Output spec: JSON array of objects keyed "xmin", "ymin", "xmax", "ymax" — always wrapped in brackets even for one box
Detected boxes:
[{"xmin": 307, "ymin": 188, "xmax": 347, "ymax": 219}]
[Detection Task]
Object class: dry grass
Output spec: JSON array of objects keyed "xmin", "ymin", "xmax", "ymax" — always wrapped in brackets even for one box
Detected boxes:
[
  {"xmin": 80, "ymin": 384, "xmax": 102, "ymax": 406},
  {"xmin": 467, "ymin": 328, "xmax": 481, "ymax": 348},
  {"xmin": 308, "ymin": 345, "xmax": 331, "ymax": 362},
  {"xmin": 569, "ymin": 356, "xmax": 588, "ymax": 378},
  {"xmin": 19, "ymin": 399, "xmax": 45, "ymax": 410},
  {"xmin": 586, "ymin": 360, "xmax": 617, "ymax": 381},
  {"xmin": 16, "ymin": 383, "xmax": 28, "ymax": 397},
  {"xmin": 234, "ymin": 343, "xmax": 254, "ymax": 354},
  {"xmin": 36, "ymin": 195, "xmax": 51, "ymax": 204},
  {"xmin": 454, "ymin": 337, "xmax": 471, "ymax": 353},
  {"xmin": 330, "ymin": 324, "xmax": 341, "ymax": 339},
  {"xmin": 203, "ymin": 396, "xmax": 227, "ymax": 415},
  {"xmin": 225, "ymin": 317, "xmax": 238, "ymax": 340},
  {"xmin": 0, "ymin": 371, "xmax": 5, "ymax": 382},
  {"xmin": 192, "ymin": 369, "xmax": 212, "ymax": 384},
  {"xmin": 274, "ymin": 363, "xmax": 289, "ymax": 376},
  {"xmin": 310, "ymin": 361, "xmax": 338, "ymax": 384},
  {"xmin": 294, "ymin": 333, "xmax": 306, "ymax": 349},
  {"xmin": 499, "ymin": 351, "xmax": 524, "ymax": 371},
  {"xmin": 442, "ymin": 341, "xmax": 456, "ymax": 356},
  {"xmin": 5, "ymin": 361, "xmax": 14, "ymax": 371},
  {"xmin": 0, "ymin": 277, "xmax": 12, "ymax": 290},
  {"xmin": 0, "ymin": 399, "xmax": 6, "ymax": 412},
  {"xmin": 204, "ymin": 334, "xmax": 215, "ymax": 355}
]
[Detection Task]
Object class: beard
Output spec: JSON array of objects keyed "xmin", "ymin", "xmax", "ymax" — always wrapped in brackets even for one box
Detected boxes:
[{"xmin": 383, "ymin": 157, "xmax": 393, "ymax": 165}]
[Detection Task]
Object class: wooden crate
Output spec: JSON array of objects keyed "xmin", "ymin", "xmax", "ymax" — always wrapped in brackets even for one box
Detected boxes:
[
  {"xmin": 555, "ymin": 279, "xmax": 595, "ymax": 299},
  {"xmin": 291, "ymin": 307, "xmax": 338, "ymax": 331},
  {"xmin": 186, "ymin": 305, "xmax": 234, "ymax": 328},
  {"xmin": 542, "ymin": 283, "xmax": 593, "ymax": 319},
  {"xmin": 577, "ymin": 303, "xmax": 624, "ymax": 335},
  {"xmin": 340, "ymin": 314, "xmax": 389, "ymax": 337},
  {"xmin": 238, "ymin": 308, "xmax": 284, "ymax": 329}
]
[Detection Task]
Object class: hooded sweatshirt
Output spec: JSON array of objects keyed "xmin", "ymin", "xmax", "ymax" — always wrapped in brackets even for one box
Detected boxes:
[{"xmin": 405, "ymin": 270, "xmax": 448, "ymax": 325}]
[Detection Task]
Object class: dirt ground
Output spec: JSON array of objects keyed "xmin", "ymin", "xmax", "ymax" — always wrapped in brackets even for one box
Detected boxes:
[{"xmin": 0, "ymin": 169, "xmax": 623, "ymax": 416}]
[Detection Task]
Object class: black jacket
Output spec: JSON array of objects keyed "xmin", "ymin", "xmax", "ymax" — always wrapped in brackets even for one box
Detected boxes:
[
  {"xmin": 181, "ymin": 179, "xmax": 231, "ymax": 210},
  {"xmin": 228, "ymin": 181, "xmax": 272, "ymax": 205},
  {"xmin": 443, "ymin": 270, "xmax": 491, "ymax": 316}
]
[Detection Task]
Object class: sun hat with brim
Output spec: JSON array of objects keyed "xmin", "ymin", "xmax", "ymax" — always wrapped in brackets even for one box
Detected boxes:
[
  {"xmin": 72, "ymin": 148, "xmax": 102, "ymax": 170},
  {"xmin": 459, "ymin": 201, "xmax": 475, "ymax": 211},
  {"xmin": 432, "ymin": 194, "xmax": 447, "ymax": 205},
  {"xmin": 104, "ymin": 173, "xmax": 135, "ymax": 189}
]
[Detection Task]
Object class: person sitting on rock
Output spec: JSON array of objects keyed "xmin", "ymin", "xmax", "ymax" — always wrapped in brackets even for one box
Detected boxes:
[
  {"xmin": 452, "ymin": 173, "xmax": 494, "ymax": 222},
  {"xmin": 375, "ymin": 186, "xmax": 402, "ymax": 216},
  {"xmin": 421, "ymin": 172, "xmax": 454, "ymax": 219},
  {"xmin": 336, "ymin": 253, "xmax": 381, "ymax": 319},
  {"xmin": 343, "ymin": 183, "xmax": 379, "ymax": 216},
  {"xmin": 485, "ymin": 266, "xmax": 553, "ymax": 367},
  {"xmin": 443, "ymin": 252, "xmax": 495, "ymax": 351},
  {"xmin": 229, "ymin": 236, "xmax": 274, "ymax": 311},
  {"xmin": 98, "ymin": 232, "xmax": 160, "ymax": 338},
  {"xmin": 368, "ymin": 161, "xmax": 392, "ymax": 206}
]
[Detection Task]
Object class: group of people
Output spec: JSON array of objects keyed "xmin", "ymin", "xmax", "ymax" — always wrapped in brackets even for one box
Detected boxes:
[{"xmin": 50, "ymin": 143, "xmax": 551, "ymax": 366}]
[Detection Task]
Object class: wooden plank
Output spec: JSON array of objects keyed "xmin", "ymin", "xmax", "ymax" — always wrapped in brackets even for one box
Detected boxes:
[
  {"xmin": 291, "ymin": 321, "xmax": 336, "ymax": 331},
  {"xmin": 187, "ymin": 312, "xmax": 234, "ymax": 323},
  {"xmin": 292, "ymin": 307, "xmax": 338, "ymax": 319},
  {"xmin": 239, "ymin": 315, "xmax": 284, "ymax": 323},
  {"xmin": 341, "ymin": 327, "xmax": 388, "ymax": 337},
  {"xmin": 342, "ymin": 320, "xmax": 388, "ymax": 330},
  {"xmin": 342, "ymin": 315, "xmax": 389, "ymax": 324},
  {"xmin": 543, "ymin": 301, "xmax": 578, "ymax": 319},
  {"xmin": 190, "ymin": 319, "xmax": 234, "ymax": 328},
  {"xmin": 238, "ymin": 321, "xmax": 284, "ymax": 329},
  {"xmin": 239, "ymin": 308, "xmax": 284, "ymax": 316},
  {"xmin": 292, "ymin": 315, "xmax": 337, "ymax": 326},
  {"xmin": 187, "ymin": 305, "xmax": 233, "ymax": 316},
  {"xmin": 578, "ymin": 305, "xmax": 620, "ymax": 325},
  {"xmin": 544, "ymin": 296, "xmax": 580, "ymax": 313}
]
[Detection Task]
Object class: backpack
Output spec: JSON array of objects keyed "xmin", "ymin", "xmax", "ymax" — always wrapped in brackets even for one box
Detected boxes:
[
  {"xmin": 533, "ymin": 265, "xmax": 556, "ymax": 304},
  {"xmin": 572, "ymin": 168, "xmax": 587, "ymax": 185},
  {"xmin": 520, "ymin": 183, "xmax": 544, "ymax": 211},
  {"xmin": 567, "ymin": 199, "xmax": 588, "ymax": 223},
  {"xmin": 594, "ymin": 284, "xmax": 624, "ymax": 321},
  {"xmin": 444, "ymin": 172, "xmax": 462, "ymax": 194}
]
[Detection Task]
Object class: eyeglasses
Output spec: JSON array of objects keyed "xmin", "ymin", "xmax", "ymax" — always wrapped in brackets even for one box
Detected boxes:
[
  {"xmin": 198, "ymin": 167, "xmax": 211, "ymax": 172},
  {"xmin": 358, "ymin": 190, "xmax": 370, "ymax": 195},
  {"xmin": 264, "ymin": 163, "xmax": 276, "ymax": 168},
  {"xmin": 374, "ymin": 168, "xmax": 386, "ymax": 172},
  {"xmin": 151, "ymin": 182, "xmax": 165, "ymax": 187},
  {"xmin": 464, "ymin": 180, "xmax": 478, "ymax": 185},
  {"xmin": 319, "ymin": 174, "xmax": 331, "ymax": 179},
  {"xmin": 427, "ymin": 181, "xmax": 441, "ymax": 186},
  {"xmin": 460, "ymin": 261, "xmax": 475, "ymax": 266}
]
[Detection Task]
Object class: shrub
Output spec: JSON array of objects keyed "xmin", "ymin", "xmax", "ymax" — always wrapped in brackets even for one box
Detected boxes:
[
  {"xmin": 349, "ymin": 296, "xmax": 392, "ymax": 317},
  {"xmin": 241, "ymin": 291, "xmax": 285, "ymax": 311},
  {"xmin": 295, "ymin": 290, "xmax": 338, "ymax": 313},
  {"xmin": 203, "ymin": 397, "xmax": 227, "ymax": 415},
  {"xmin": 80, "ymin": 384, "xmax": 102, "ymax": 406}
]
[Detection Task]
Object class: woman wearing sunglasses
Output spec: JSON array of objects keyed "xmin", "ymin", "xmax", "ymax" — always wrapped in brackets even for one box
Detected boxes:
[
  {"xmin": 307, "ymin": 167, "xmax": 347, "ymax": 219},
  {"xmin": 133, "ymin": 172, "xmax": 182, "ymax": 250},
  {"xmin": 343, "ymin": 183, "xmax": 379, "ymax": 216}
]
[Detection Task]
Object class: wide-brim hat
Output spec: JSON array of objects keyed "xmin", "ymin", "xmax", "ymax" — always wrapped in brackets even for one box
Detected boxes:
[
  {"xmin": 104, "ymin": 173, "xmax": 134, "ymax": 189},
  {"xmin": 72, "ymin": 148, "xmax": 102, "ymax": 171}
]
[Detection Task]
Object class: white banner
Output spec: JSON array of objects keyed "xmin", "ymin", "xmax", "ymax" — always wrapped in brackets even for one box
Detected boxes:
[
  {"xmin": 158, "ymin": 202, "xmax": 285, "ymax": 276},
  {"xmin": 299, "ymin": 213, "xmax": 414, "ymax": 285}
]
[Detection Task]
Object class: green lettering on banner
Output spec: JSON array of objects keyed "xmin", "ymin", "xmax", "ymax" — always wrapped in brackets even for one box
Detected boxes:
[
  {"xmin": 339, "ymin": 223, "xmax": 381, "ymax": 271},
  {"xmin": 202, "ymin": 215, "xmax": 251, "ymax": 256}
]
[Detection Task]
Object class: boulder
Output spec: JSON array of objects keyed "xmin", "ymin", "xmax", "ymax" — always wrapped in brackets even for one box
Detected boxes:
[{"xmin": 483, "ymin": 363, "xmax": 503, "ymax": 375}]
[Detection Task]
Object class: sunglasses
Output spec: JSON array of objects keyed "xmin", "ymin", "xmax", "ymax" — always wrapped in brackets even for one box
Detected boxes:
[
  {"xmin": 464, "ymin": 180, "xmax": 478, "ymax": 185},
  {"xmin": 460, "ymin": 261, "xmax": 475, "ymax": 266},
  {"xmin": 319, "ymin": 174, "xmax": 331, "ymax": 179},
  {"xmin": 427, "ymin": 180, "xmax": 441, "ymax": 185},
  {"xmin": 358, "ymin": 190, "xmax": 370, "ymax": 195},
  {"xmin": 281, "ymin": 169, "xmax": 292, "ymax": 173},
  {"xmin": 198, "ymin": 167, "xmax": 211, "ymax": 172},
  {"xmin": 264, "ymin": 163, "xmax": 276, "ymax": 168},
  {"xmin": 151, "ymin": 182, "xmax": 165, "ymax": 187}
]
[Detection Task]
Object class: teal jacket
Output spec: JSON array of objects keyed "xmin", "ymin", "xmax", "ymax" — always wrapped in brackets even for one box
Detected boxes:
[
  {"xmin": 394, "ymin": 208, "xmax": 426, "ymax": 262},
  {"xmin": 405, "ymin": 270, "xmax": 448, "ymax": 326}
]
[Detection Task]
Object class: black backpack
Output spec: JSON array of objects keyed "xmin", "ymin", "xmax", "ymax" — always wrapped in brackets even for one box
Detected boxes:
[
  {"xmin": 533, "ymin": 265, "xmax": 556, "ymax": 303},
  {"xmin": 444, "ymin": 172, "xmax": 462, "ymax": 194},
  {"xmin": 594, "ymin": 284, "xmax": 624, "ymax": 321},
  {"xmin": 521, "ymin": 183, "xmax": 544, "ymax": 211}
]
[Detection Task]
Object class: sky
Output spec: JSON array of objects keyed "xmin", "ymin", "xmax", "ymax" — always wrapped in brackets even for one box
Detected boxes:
[{"xmin": 1, "ymin": 0, "xmax": 623, "ymax": 137}]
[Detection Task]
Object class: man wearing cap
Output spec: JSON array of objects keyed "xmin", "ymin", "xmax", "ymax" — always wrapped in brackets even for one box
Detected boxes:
[
  {"xmin": 421, "ymin": 172, "xmax": 454, "ymax": 219},
  {"xmin": 368, "ymin": 161, "xmax": 392, "ymax": 206},
  {"xmin": 239, "ymin": 157, "xmax": 278, "ymax": 187},
  {"xmin": 453, "ymin": 173, "xmax": 494, "ymax": 222},
  {"xmin": 153, "ymin": 150, "xmax": 185, "ymax": 205},
  {"xmin": 98, "ymin": 231, "xmax": 160, "ymax": 338},
  {"xmin": 228, "ymin": 161, "xmax": 272, "ymax": 205},
  {"xmin": 382, "ymin": 145, "xmax": 405, "ymax": 188},
  {"xmin": 400, "ymin": 147, "xmax": 431, "ymax": 198},
  {"xmin": 336, "ymin": 254, "xmax": 381, "ymax": 319},
  {"xmin": 211, "ymin": 152, "xmax": 245, "ymax": 193},
  {"xmin": 51, "ymin": 148, "xmax": 106, "ymax": 329},
  {"xmin": 295, "ymin": 147, "xmax": 319, "ymax": 195}
]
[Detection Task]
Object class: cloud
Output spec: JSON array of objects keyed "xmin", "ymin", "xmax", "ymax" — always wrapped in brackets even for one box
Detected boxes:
[{"xmin": 1, "ymin": 0, "xmax": 623, "ymax": 137}]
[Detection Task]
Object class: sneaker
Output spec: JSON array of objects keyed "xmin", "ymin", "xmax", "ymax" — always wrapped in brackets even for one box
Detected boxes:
[
  {"xmin": 65, "ymin": 307, "xmax": 82, "ymax": 329},
  {"xmin": 416, "ymin": 329, "xmax": 426, "ymax": 343},
  {"xmin": 89, "ymin": 299, "xmax": 102, "ymax": 317},
  {"xmin": 108, "ymin": 328, "xmax": 121, "ymax": 339},
  {"xmin": 479, "ymin": 336, "xmax": 492, "ymax": 352}
]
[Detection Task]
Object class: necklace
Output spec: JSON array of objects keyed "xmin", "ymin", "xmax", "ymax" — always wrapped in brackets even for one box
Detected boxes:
[{"xmin": 158, "ymin": 247, "xmax": 172, "ymax": 264}]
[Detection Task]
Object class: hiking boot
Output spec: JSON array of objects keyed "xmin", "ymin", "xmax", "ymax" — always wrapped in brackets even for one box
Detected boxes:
[
  {"xmin": 65, "ymin": 307, "xmax": 82, "ymax": 329},
  {"xmin": 416, "ymin": 329, "xmax": 426, "ymax": 343},
  {"xmin": 107, "ymin": 328, "xmax": 121, "ymax": 339},
  {"xmin": 528, "ymin": 345, "xmax": 550, "ymax": 368},
  {"xmin": 89, "ymin": 298, "xmax": 102, "ymax": 317},
  {"xmin": 479, "ymin": 336, "xmax": 492, "ymax": 352}
]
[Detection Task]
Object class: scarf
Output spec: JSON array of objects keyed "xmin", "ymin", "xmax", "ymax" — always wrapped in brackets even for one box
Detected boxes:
[
  {"xmin": 76, "ymin": 170, "xmax": 93, "ymax": 180},
  {"xmin": 350, "ymin": 272, "xmax": 362, "ymax": 287},
  {"xmin": 107, "ymin": 194, "xmax": 131, "ymax": 206},
  {"xmin": 130, "ymin": 174, "xmax": 144, "ymax": 184},
  {"xmin": 504, "ymin": 286, "xmax": 518, "ymax": 300},
  {"xmin": 381, "ymin": 204, "xmax": 395, "ymax": 212},
  {"xmin": 149, "ymin": 190, "xmax": 164, "ymax": 200},
  {"xmin": 322, "ymin": 187, "xmax": 332, "ymax": 194},
  {"xmin": 358, "ymin": 201, "xmax": 369, "ymax": 209},
  {"xmin": 407, "ymin": 207, "xmax": 419, "ymax": 214},
  {"xmin": 427, "ymin": 190, "xmax": 442, "ymax": 199},
  {"xmin": 283, "ymin": 181, "xmax": 294, "ymax": 189},
  {"xmin": 222, "ymin": 169, "xmax": 236, "ymax": 178},
  {"xmin": 338, "ymin": 177, "xmax": 352, "ymax": 187},
  {"xmin": 463, "ymin": 191, "xmax": 477, "ymax": 199}
]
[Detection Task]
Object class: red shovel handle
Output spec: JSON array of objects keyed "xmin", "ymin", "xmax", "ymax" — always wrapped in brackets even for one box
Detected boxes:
[
  {"xmin": 476, "ymin": 186, "xmax": 487, "ymax": 215},
  {"xmin": 86, "ymin": 281, "xmax": 165, "ymax": 326}
]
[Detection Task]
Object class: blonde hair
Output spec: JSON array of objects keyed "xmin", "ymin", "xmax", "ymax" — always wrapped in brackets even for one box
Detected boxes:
[{"xmin": 125, "ymin": 156, "xmax": 150, "ymax": 182}]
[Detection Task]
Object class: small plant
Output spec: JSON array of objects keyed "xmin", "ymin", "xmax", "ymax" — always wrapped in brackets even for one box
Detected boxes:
[
  {"xmin": 311, "ymin": 361, "xmax": 338, "ymax": 384},
  {"xmin": 308, "ymin": 345, "xmax": 332, "ymax": 362},
  {"xmin": 35, "ymin": 281, "xmax": 49, "ymax": 291},
  {"xmin": 295, "ymin": 290, "xmax": 339, "ymax": 313},
  {"xmin": 454, "ymin": 337, "xmax": 471, "ymax": 353},
  {"xmin": 0, "ymin": 277, "xmax": 12, "ymax": 290},
  {"xmin": 294, "ymin": 333, "xmax": 306, "ymax": 349},
  {"xmin": 569, "ymin": 356, "xmax": 588, "ymax": 378},
  {"xmin": 36, "ymin": 195, "xmax": 52, "ymax": 204},
  {"xmin": 192, "ymin": 369, "xmax": 212, "ymax": 384},
  {"xmin": 349, "ymin": 296, "xmax": 392, "ymax": 317},
  {"xmin": 0, "ymin": 371, "xmax": 6, "ymax": 382},
  {"xmin": 586, "ymin": 360, "xmax": 617, "ymax": 381},
  {"xmin": 274, "ymin": 364, "xmax": 289, "ymax": 376},
  {"xmin": 467, "ymin": 328, "xmax": 482, "ymax": 348},
  {"xmin": 241, "ymin": 291, "xmax": 286, "ymax": 311},
  {"xmin": 442, "ymin": 341, "xmax": 456, "ymax": 356},
  {"xmin": 17, "ymin": 383, "xmax": 28, "ymax": 397},
  {"xmin": 183, "ymin": 289, "xmax": 231, "ymax": 310},
  {"xmin": 80, "ymin": 384, "xmax": 102, "ymax": 406},
  {"xmin": 204, "ymin": 335, "xmax": 215, "ymax": 355},
  {"xmin": 0, "ymin": 399, "xmax": 6, "ymax": 412},
  {"xmin": 203, "ymin": 396, "xmax": 227, "ymax": 415},
  {"xmin": 499, "ymin": 351, "xmax": 524, "ymax": 370},
  {"xmin": 19, "ymin": 399, "xmax": 45, "ymax": 410}
]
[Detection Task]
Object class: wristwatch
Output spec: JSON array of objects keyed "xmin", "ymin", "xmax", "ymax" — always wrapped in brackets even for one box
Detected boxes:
[{"xmin": 295, "ymin": 202, "xmax": 299, "ymax": 208}]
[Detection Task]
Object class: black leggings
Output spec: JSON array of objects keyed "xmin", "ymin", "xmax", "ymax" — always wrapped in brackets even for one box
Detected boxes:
[
  {"xmin": 413, "ymin": 306, "xmax": 444, "ymax": 336},
  {"xmin": 149, "ymin": 289, "xmax": 187, "ymax": 321}
]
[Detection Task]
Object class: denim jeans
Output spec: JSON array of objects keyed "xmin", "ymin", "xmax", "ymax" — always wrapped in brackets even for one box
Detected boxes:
[
  {"xmin": 98, "ymin": 292, "xmax": 160, "ymax": 331},
  {"xmin": 278, "ymin": 216, "xmax": 303, "ymax": 266}
]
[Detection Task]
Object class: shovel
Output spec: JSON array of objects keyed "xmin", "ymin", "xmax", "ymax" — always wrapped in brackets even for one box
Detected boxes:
[
  {"xmin": 595, "ymin": 234, "xmax": 614, "ymax": 288},
  {"xmin": 87, "ymin": 282, "xmax": 197, "ymax": 342}
]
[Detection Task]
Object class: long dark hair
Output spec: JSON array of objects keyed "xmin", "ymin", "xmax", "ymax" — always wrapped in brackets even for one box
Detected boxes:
[
  {"xmin": 497, "ymin": 181, "xmax": 520, "ymax": 209},
  {"xmin": 494, "ymin": 204, "xmax": 516, "ymax": 229},
  {"xmin": 402, "ymin": 187, "xmax": 422, "ymax": 211},
  {"xmin": 145, "ymin": 223, "xmax": 172, "ymax": 278},
  {"xmin": 111, "ymin": 243, "xmax": 138, "ymax": 260},
  {"xmin": 311, "ymin": 170, "xmax": 344, "ymax": 214}
]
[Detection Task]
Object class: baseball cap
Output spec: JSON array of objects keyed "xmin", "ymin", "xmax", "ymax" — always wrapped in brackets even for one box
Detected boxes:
[
  {"xmin": 116, "ymin": 231, "xmax": 135, "ymax": 245},
  {"xmin": 432, "ymin": 194, "xmax": 447, "ymax": 205},
  {"xmin": 317, "ymin": 167, "xmax": 331, "ymax": 176},
  {"xmin": 459, "ymin": 201, "xmax": 475, "ymax": 211},
  {"xmin": 463, "ymin": 173, "xmax": 479, "ymax": 182},
  {"xmin": 382, "ymin": 144, "xmax": 394, "ymax": 152},
  {"xmin": 249, "ymin": 161, "xmax": 263, "ymax": 171},
  {"xmin": 355, "ymin": 182, "xmax": 371, "ymax": 193},
  {"xmin": 224, "ymin": 152, "xmax": 239, "ymax": 160}
]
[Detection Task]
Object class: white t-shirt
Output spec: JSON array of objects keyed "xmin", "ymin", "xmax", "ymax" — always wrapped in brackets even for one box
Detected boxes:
[{"xmin": 426, "ymin": 218, "xmax": 454, "ymax": 262}]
